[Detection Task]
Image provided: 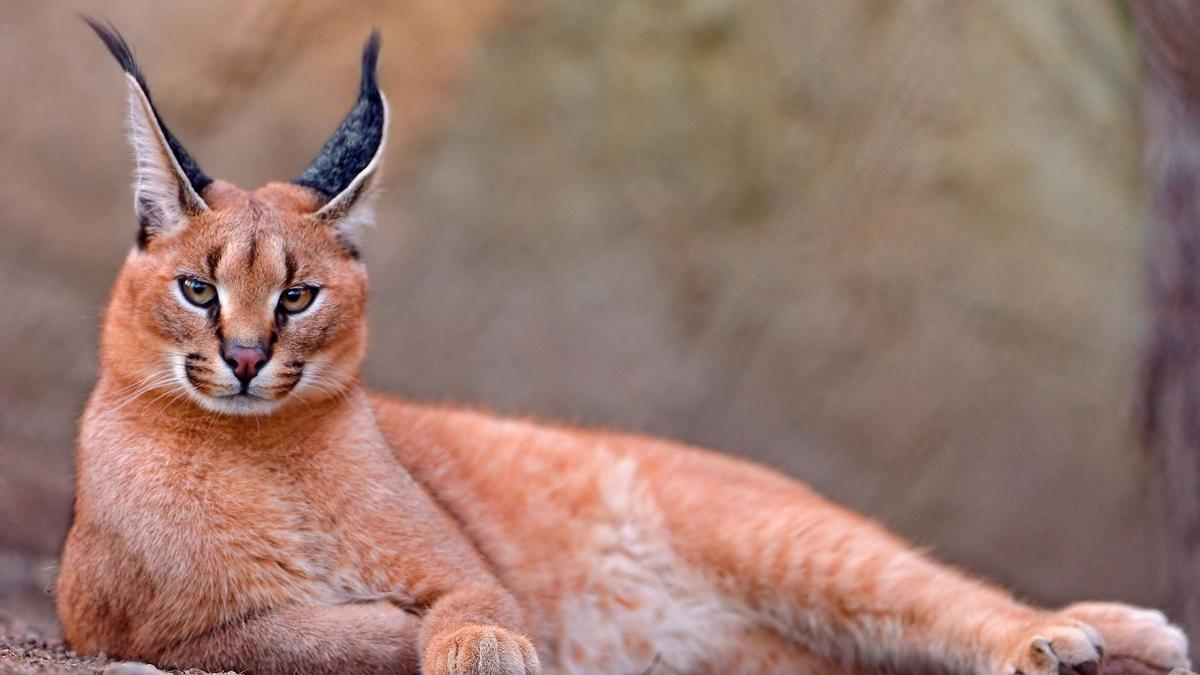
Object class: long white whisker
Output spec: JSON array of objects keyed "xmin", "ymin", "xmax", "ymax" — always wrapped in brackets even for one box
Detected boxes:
[
  {"xmin": 107, "ymin": 371, "xmax": 178, "ymax": 413},
  {"xmin": 137, "ymin": 383, "xmax": 186, "ymax": 413},
  {"xmin": 108, "ymin": 370, "xmax": 173, "ymax": 401},
  {"xmin": 109, "ymin": 370, "xmax": 166, "ymax": 397}
]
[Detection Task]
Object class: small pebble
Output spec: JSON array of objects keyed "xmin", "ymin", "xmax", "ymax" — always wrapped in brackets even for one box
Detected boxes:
[{"xmin": 103, "ymin": 662, "xmax": 170, "ymax": 675}]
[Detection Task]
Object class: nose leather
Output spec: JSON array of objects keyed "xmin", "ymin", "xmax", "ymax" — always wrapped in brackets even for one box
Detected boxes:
[{"xmin": 222, "ymin": 342, "xmax": 270, "ymax": 385}]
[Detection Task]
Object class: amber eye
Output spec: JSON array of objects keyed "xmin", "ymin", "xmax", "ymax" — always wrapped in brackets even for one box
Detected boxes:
[
  {"xmin": 179, "ymin": 278, "xmax": 217, "ymax": 307},
  {"xmin": 279, "ymin": 285, "xmax": 318, "ymax": 314}
]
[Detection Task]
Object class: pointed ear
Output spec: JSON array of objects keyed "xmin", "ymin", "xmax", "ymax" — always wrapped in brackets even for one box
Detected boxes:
[
  {"xmin": 293, "ymin": 31, "xmax": 388, "ymax": 257},
  {"xmin": 85, "ymin": 18, "xmax": 212, "ymax": 247}
]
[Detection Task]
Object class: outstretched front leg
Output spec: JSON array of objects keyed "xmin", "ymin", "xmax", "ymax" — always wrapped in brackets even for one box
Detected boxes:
[
  {"xmin": 155, "ymin": 601, "xmax": 422, "ymax": 674},
  {"xmin": 417, "ymin": 582, "xmax": 542, "ymax": 675},
  {"xmin": 642, "ymin": 450, "xmax": 1190, "ymax": 674},
  {"xmin": 375, "ymin": 467, "xmax": 543, "ymax": 675},
  {"xmin": 157, "ymin": 594, "xmax": 535, "ymax": 675}
]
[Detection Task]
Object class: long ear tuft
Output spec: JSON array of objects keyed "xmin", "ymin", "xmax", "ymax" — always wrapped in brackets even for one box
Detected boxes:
[
  {"xmin": 84, "ymin": 17, "xmax": 211, "ymax": 246},
  {"xmin": 293, "ymin": 30, "xmax": 388, "ymax": 256}
]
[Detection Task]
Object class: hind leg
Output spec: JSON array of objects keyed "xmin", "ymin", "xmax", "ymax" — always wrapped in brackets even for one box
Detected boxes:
[
  {"xmin": 634, "ymin": 446, "xmax": 1189, "ymax": 674},
  {"xmin": 709, "ymin": 627, "xmax": 916, "ymax": 675}
]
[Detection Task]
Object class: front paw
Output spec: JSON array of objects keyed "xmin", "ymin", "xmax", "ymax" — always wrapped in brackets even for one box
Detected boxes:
[
  {"xmin": 995, "ymin": 617, "xmax": 1105, "ymax": 675},
  {"xmin": 1062, "ymin": 602, "xmax": 1190, "ymax": 673},
  {"xmin": 424, "ymin": 624, "xmax": 542, "ymax": 675}
]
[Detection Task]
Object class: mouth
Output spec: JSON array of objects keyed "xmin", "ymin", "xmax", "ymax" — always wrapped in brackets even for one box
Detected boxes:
[
  {"xmin": 183, "ymin": 363, "xmax": 285, "ymax": 402},
  {"xmin": 179, "ymin": 366, "xmax": 283, "ymax": 415},
  {"xmin": 197, "ymin": 388, "xmax": 281, "ymax": 415},
  {"xmin": 175, "ymin": 354, "xmax": 315, "ymax": 415},
  {"xmin": 218, "ymin": 389, "xmax": 270, "ymax": 401}
]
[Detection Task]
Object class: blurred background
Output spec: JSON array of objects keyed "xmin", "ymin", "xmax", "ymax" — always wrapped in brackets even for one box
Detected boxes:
[{"xmin": 0, "ymin": 0, "xmax": 1170, "ymax": 641}]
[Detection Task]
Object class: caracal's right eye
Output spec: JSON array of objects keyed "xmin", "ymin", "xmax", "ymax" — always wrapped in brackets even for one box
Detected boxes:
[{"xmin": 179, "ymin": 277, "xmax": 217, "ymax": 308}]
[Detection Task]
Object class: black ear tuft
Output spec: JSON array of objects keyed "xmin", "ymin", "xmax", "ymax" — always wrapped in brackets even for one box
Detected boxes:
[
  {"xmin": 360, "ymin": 29, "xmax": 381, "ymax": 99},
  {"xmin": 83, "ymin": 16, "xmax": 212, "ymax": 196},
  {"xmin": 293, "ymin": 30, "xmax": 385, "ymax": 201},
  {"xmin": 82, "ymin": 16, "xmax": 145, "ymax": 87}
]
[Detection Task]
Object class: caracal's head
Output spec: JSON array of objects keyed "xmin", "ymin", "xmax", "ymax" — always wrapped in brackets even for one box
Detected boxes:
[{"xmin": 87, "ymin": 20, "xmax": 387, "ymax": 416}]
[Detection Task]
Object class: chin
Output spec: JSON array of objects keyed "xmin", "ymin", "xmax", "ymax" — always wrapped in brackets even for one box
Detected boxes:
[{"xmin": 188, "ymin": 389, "xmax": 285, "ymax": 416}]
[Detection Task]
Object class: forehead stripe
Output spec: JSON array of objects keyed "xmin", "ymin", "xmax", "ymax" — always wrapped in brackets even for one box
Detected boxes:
[
  {"xmin": 285, "ymin": 251, "xmax": 298, "ymax": 286},
  {"xmin": 247, "ymin": 228, "xmax": 259, "ymax": 270},
  {"xmin": 205, "ymin": 245, "xmax": 223, "ymax": 278}
]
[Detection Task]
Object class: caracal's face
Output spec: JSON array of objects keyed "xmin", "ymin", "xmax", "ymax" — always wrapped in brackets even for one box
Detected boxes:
[{"xmin": 108, "ymin": 181, "xmax": 369, "ymax": 416}]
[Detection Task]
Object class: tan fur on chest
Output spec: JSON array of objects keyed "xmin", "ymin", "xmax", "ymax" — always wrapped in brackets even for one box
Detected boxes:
[{"xmin": 61, "ymin": 392, "xmax": 425, "ymax": 654}]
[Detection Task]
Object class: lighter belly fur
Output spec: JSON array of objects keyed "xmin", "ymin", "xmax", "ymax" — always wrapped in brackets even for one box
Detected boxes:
[{"xmin": 553, "ymin": 456, "xmax": 754, "ymax": 674}]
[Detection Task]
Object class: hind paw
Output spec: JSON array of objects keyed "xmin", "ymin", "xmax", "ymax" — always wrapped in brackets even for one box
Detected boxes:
[{"xmin": 1062, "ymin": 602, "xmax": 1189, "ymax": 673}]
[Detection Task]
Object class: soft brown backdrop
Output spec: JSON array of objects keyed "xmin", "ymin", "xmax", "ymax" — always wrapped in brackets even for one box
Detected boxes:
[{"xmin": 0, "ymin": 0, "xmax": 1169, "ymax": 637}]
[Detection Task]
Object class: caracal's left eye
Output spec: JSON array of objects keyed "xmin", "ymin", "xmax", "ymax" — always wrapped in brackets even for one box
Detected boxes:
[{"xmin": 279, "ymin": 285, "xmax": 318, "ymax": 314}]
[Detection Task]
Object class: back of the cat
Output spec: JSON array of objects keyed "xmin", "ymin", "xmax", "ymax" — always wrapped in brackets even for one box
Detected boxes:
[{"xmin": 369, "ymin": 395, "xmax": 1191, "ymax": 674}]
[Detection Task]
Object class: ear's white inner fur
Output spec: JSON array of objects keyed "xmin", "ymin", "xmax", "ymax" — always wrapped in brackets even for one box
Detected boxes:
[{"xmin": 125, "ymin": 73, "xmax": 208, "ymax": 241}]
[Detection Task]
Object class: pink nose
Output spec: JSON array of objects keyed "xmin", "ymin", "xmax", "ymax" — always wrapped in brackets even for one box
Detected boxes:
[{"xmin": 222, "ymin": 343, "xmax": 270, "ymax": 385}]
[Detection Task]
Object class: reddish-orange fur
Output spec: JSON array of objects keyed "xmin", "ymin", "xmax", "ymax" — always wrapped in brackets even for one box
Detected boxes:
[{"xmin": 58, "ymin": 33, "xmax": 1190, "ymax": 675}]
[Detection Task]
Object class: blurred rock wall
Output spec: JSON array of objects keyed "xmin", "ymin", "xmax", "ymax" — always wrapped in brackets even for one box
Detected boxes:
[{"xmin": 0, "ymin": 0, "xmax": 1165, "ymax": 629}]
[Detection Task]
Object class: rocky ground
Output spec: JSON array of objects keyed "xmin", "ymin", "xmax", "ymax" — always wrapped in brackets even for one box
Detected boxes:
[
  {"xmin": 0, "ymin": 616, "xmax": 230, "ymax": 675},
  {"xmin": 0, "ymin": 612, "xmax": 1191, "ymax": 675}
]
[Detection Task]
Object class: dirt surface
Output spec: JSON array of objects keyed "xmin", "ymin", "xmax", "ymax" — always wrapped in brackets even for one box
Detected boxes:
[
  {"xmin": 0, "ymin": 617, "xmax": 229, "ymax": 675},
  {"xmin": 0, "ymin": 613, "xmax": 1187, "ymax": 675},
  {"xmin": 0, "ymin": 617, "xmax": 113, "ymax": 674},
  {"xmin": 0, "ymin": 625, "xmax": 112, "ymax": 674}
]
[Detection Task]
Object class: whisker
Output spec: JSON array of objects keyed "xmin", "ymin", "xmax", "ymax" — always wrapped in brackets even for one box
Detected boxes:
[
  {"xmin": 137, "ymin": 384, "xmax": 184, "ymax": 412},
  {"xmin": 286, "ymin": 389, "xmax": 316, "ymax": 413},
  {"xmin": 109, "ymin": 370, "xmax": 170, "ymax": 398},
  {"xmin": 107, "ymin": 371, "xmax": 178, "ymax": 413}
]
